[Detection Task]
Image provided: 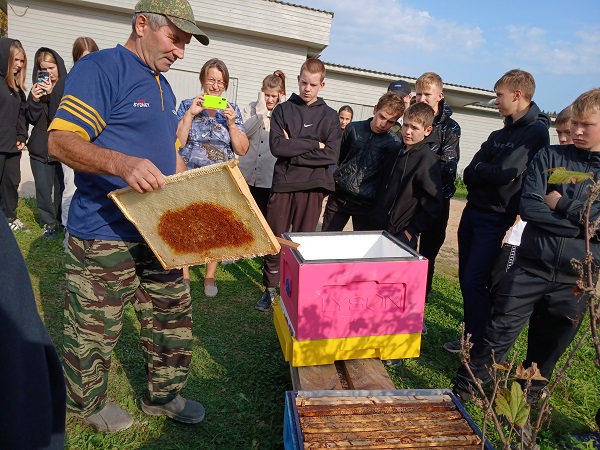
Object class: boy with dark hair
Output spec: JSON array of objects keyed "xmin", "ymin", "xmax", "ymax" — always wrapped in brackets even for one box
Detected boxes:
[
  {"xmin": 322, "ymin": 91, "xmax": 404, "ymax": 231},
  {"xmin": 453, "ymin": 88, "xmax": 600, "ymax": 405},
  {"xmin": 445, "ymin": 69, "xmax": 550, "ymax": 353},
  {"xmin": 415, "ymin": 71, "xmax": 461, "ymax": 297},
  {"xmin": 370, "ymin": 102, "xmax": 443, "ymax": 249},
  {"xmin": 256, "ymin": 58, "xmax": 342, "ymax": 312}
]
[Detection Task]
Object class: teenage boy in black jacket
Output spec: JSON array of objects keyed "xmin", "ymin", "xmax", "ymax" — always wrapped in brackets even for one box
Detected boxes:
[
  {"xmin": 445, "ymin": 69, "xmax": 550, "ymax": 353},
  {"xmin": 452, "ymin": 88, "xmax": 600, "ymax": 404},
  {"xmin": 256, "ymin": 58, "xmax": 342, "ymax": 312},
  {"xmin": 370, "ymin": 102, "xmax": 443, "ymax": 250},
  {"xmin": 414, "ymin": 72, "xmax": 461, "ymax": 297},
  {"xmin": 322, "ymin": 91, "xmax": 404, "ymax": 231}
]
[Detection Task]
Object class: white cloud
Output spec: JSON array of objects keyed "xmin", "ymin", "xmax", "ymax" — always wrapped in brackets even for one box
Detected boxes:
[
  {"xmin": 319, "ymin": 0, "xmax": 484, "ymax": 55},
  {"xmin": 506, "ymin": 25, "xmax": 600, "ymax": 76}
]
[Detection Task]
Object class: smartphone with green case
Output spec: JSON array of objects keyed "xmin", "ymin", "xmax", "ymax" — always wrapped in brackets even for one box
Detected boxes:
[{"xmin": 202, "ymin": 94, "xmax": 228, "ymax": 110}]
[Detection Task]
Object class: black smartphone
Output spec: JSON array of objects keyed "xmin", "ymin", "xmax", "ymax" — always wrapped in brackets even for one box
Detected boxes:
[{"xmin": 37, "ymin": 70, "xmax": 50, "ymax": 83}]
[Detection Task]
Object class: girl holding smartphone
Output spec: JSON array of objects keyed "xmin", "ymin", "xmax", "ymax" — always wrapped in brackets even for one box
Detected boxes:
[
  {"xmin": 26, "ymin": 48, "xmax": 67, "ymax": 238},
  {"xmin": 176, "ymin": 58, "xmax": 249, "ymax": 296}
]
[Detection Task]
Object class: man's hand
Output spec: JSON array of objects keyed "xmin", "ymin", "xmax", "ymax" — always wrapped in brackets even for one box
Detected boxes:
[
  {"xmin": 545, "ymin": 190, "xmax": 562, "ymax": 210},
  {"xmin": 16, "ymin": 141, "xmax": 25, "ymax": 151},
  {"xmin": 404, "ymin": 229, "xmax": 413, "ymax": 241},
  {"xmin": 319, "ymin": 142, "xmax": 325, "ymax": 149},
  {"xmin": 115, "ymin": 156, "xmax": 165, "ymax": 193}
]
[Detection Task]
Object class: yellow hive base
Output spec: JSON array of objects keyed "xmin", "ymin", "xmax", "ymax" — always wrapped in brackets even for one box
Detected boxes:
[{"xmin": 273, "ymin": 300, "xmax": 422, "ymax": 367}]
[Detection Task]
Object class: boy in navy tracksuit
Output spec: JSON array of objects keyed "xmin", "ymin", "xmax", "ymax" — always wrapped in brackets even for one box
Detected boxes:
[
  {"xmin": 453, "ymin": 88, "xmax": 600, "ymax": 404},
  {"xmin": 446, "ymin": 70, "xmax": 550, "ymax": 353}
]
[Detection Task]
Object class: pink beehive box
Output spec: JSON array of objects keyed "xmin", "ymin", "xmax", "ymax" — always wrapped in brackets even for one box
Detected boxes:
[{"xmin": 279, "ymin": 231, "xmax": 428, "ymax": 341}]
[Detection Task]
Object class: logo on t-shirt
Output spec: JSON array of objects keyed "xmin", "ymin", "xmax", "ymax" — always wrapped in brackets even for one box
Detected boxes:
[{"xmin": 133, "ymin": 100, "xmax": 150, "ymax": 108}]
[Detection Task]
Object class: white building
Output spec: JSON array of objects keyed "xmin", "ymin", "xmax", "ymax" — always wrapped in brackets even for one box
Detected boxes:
[{"xmin": 4, "ymin": 0, "xmax": 556, "ymax": 197}]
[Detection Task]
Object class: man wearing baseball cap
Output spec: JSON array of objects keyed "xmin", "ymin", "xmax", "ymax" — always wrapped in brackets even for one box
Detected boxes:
[
  {"xmin": 48, "ymin": 0, "xmax": 208, "ymax": 432},
  {"xmin": 387, "ymin": 79, "xmax": 413, "ymax": 138}
]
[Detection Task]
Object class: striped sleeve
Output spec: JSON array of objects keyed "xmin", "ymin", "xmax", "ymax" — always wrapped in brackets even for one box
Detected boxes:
[{"xmin": 48, "ymin": 58, "xmax": 111, "ymax": 142}]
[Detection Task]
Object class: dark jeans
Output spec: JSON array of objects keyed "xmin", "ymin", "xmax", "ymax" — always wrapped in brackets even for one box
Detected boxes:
[
  {"xmin": 454, "ymin": 266, "xmax": 588, "ymax": 396},
  {"xmin": 262, "ymin": 191, "xmax": 324, "ymax": 288},
  {"xmin": 321, "ymin": 191, "xmax": 371, "ymax": 232},
  {"xmin": 419, "ymin": 197, "xmax": 451, "ymax": 296},
  {"xmin": 30, "ymin": 158, "xmax": 64, "ymax": 226},
  {"xmin": 0, "ymin": 152, "xmax": 22, "ymax": 221},
  {"xmin": 458, "ymin": 203, "xmax": 515, "ymax": 342},
  {"xmin": 248, "ymin": 185, "xmax": 271, "ymax": 219}
]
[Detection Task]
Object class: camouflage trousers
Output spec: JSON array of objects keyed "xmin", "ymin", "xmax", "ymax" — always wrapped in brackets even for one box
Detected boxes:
[{"xmin": 62, "ymin": 235, "xmax": 193, "ymax": 417}]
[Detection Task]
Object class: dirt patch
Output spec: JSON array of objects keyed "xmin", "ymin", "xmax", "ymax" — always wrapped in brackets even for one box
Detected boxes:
[{"xmin": 436, "ymin": 199, "xmax": 465, "ymax": 280}]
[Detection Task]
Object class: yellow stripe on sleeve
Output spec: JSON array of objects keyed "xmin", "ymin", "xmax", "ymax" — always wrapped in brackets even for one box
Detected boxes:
[
  {"xmin": 60, "ymin": 104, "xmax": 103, "ymax": 137},
  {"xmin": 175, "ymin": 138, "xmax": 182, "ymax": 151},
  {"xmin": 48, "ymin": 118, "xmax": 91, "ymax": 141},
  {"xmin": 59, "ymin": 95, "xmax": 107, "ymax": 129}
]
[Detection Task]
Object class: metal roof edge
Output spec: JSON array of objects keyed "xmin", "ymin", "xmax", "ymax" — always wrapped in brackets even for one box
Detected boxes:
[{"xmin": 324, "ymin": 61, "xmax": 494, "ymax": 96}]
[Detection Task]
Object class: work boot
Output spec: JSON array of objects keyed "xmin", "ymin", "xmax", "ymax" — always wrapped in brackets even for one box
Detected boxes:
[
  {"xmin": 84, "ymin": 400, "xmax": 134, "ymax": 432},
  {"xmin": 443, "ymin": 340, "xmax": 461, "ymax": 353},
  {"xmin": 255, "ymin": 288, "xmax": 277, "ymax": 312},
  {"xmin": 141, "ymin": 394, "xmax": 205, "ymax": 424}
]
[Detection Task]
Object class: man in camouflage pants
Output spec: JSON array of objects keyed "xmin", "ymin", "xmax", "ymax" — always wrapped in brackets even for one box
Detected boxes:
[{"xmin": 48, "ymin": 0, "xmax": 209, "ymax": 432}]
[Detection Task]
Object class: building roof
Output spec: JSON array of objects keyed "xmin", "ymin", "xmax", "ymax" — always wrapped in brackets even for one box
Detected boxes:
[
  {"xmin": 323, "ymin": 61, "xmax": 494, "ymax": 96},
  {"xmin": 267, "ymin": 0, "xmax": 333, "ymax": 16}
]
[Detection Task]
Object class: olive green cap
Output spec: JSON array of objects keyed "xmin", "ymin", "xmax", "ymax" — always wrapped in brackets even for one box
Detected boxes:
[{"xmin": 134, "ymin": 0, "xmax": 209, "ymax": 45}]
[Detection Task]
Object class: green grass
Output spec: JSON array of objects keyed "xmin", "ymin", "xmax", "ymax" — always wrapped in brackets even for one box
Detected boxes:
[
  {"xmin": 454, "ymin": 176, "xmax": 467, "ymax": 199},
  {"xmin": 13, "ymin": 198, "xmax": 600, "ymax": 449}
]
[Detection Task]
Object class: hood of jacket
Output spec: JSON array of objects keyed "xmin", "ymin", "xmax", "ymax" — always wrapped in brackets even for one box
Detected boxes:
[
  {"xmin": 434, "ymin": 98, "xmax": 453, "ymax": 125},
  {"xmin": 504, "ymin": 101, "xmax": 549, "ymax": 129},
  {"xmin": 287, "ymin": 92, "xmax": 327, "ymax": 108},
  {"xmin": 31, "ymin": 47, "xmax": 67, "ymax": 118},
  {"xmin": 0, "ymin": 38, "xmax": 17, "ymax": 79}
]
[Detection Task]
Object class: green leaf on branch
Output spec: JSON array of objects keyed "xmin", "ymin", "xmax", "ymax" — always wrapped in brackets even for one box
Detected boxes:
[
  {"xmin": 545, "ymin": 167, "xmax": 593, "ymax": 184},
  {"xmin": 495, "ymin": 381, "xmax": 530, "ymax": 427}
]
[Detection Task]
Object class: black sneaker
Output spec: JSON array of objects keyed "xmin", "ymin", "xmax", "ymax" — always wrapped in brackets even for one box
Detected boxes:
[
  {"xmin": 255, "ymin": 288, "xmax": 277, "ymax": 312},
  {"xmin": 443, "ymin": 340, "xmax": 461, "ymax": 353},
  {"xmin": 42, "ymin": 223, "xmax": 57, "ymax": 238}
]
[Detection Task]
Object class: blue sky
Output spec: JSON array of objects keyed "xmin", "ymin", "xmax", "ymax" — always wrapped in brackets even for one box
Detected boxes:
[{"xmin": 296, "ymin": 0, "xmax": 600, "ymax": 113}]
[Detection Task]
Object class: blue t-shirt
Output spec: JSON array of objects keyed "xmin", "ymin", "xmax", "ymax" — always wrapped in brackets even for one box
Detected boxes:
[
  {"xmin": 50, "ymin": 45, "xmax": 179, "ymax": 241},
  {"xmin": 176, "ymin": 98, "xmax": 245, "ymax": 169}
]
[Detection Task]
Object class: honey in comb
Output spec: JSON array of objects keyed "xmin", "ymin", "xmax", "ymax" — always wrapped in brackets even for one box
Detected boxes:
[{"xmin": 158, "ymin": 202, "xmax": 255, "ymax": 254}]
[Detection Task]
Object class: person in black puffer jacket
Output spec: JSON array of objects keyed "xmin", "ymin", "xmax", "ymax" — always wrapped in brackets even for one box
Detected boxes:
[
  {"xmin": 447, "ymin": 70, "xmax": 550, "ymax": 354},
  {"xmin": 322, "ymin": 91, "xmax": 404, "ymax": 231},
  {"xmin": 26, "ymin": 47, "xmax": 67, "ymax": 238},
  {"xmin": 414, "ymin": 72, "xmax": 461, "ymax": 297},
  {"xmin": 453, "ymin": 88, "xmax": 600, "ymax": 405}
]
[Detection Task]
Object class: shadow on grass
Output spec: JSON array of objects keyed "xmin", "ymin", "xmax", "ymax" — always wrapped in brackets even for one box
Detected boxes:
[{"xmin": 129, "ymin": 258, "xmax": 289, "ymax": 449}]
